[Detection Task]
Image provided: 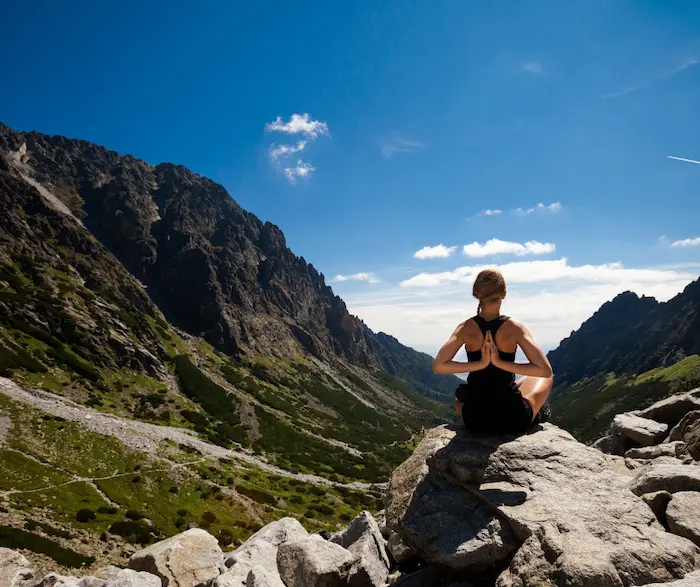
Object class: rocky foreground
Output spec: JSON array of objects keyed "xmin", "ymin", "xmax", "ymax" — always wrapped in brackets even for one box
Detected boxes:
[{"xmin": 6, "ymin": 389, "xmax": 700, "ymax": 587}]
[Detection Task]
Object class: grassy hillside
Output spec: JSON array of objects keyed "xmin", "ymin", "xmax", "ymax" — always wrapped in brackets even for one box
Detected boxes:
[{"xmin": 550, "ymin": 355, "xmax": 700, "ymax": 443}]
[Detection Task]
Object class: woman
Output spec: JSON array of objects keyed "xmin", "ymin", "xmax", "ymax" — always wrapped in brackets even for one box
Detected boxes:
[{"xmin": 432, "ymin": 269, "xmax": 553, "ymax": 434}]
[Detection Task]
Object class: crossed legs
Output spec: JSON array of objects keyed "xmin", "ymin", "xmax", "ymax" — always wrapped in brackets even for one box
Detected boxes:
[{"xmin": 517, "ymin": 375, "xmax": 554, "ymax": 420}]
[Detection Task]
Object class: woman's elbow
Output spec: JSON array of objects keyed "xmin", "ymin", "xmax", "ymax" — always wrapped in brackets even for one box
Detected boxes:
[
  {"xmin": 541, "ymin": 365, "xmax": 553, "ymax": 379},
  {"xmin": 432, "ymin": 360, "xmax": 443, "ymax": 374}
]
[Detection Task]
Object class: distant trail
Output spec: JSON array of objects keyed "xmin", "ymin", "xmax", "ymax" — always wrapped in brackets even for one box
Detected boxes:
[{"xmin": 0, "ymin": 377, "xmax": 381, "ymax": 491}]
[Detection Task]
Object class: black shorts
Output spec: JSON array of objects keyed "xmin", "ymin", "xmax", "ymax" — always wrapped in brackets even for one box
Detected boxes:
[{"xmin": 455, "ymin": 383, "xmax": 534, "ymax": 435}]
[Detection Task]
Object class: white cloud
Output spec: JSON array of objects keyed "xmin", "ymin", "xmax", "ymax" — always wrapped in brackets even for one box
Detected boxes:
[
  {"xmin": 668, "ymin": 155, "xmax": 700, "ymax": 166},
  {"xmin": 283, "ymin": 160, "xmax": 315, "ymax": 182},
  {"xmin": 672, "ymin": 237, "xmax": 700, "ymax": 248},
  {"xmin": 269, "ymin": 141, "xmax": 307, "ymax": 161},
  {"xmin": 516, "ymin": 202, "xmax": 562, "ymax": 215},
  {"xmin": 379, "ymin": 134, "xmax": 426, "ymax": 159},
  {"xmin": 462, "ymin": 239, "xmax": 556, "ymax": 258},
  {"xmin": 265, "ymin": 114, "xmax": 329, "ymax": 183},
  {"xmin": 265, "ymin": 113, "xmax": 330, "ymax": 139},
  {"xmin": 602, "ymin": 57, "xmax": 700, "ymax": 99},
  {"xmin": 480, "ymin": 209, "xmax": 502, "ymax": 216},
  {"xmin": 522, "ymin": 61, "xmax": 544, "ymax": 75},
  {"xmin": 339, "ymin": 260, "xmax": 698, "ymax": 355},
  {"xmin": 332, "ymin": 272, "xmax": 381, "ymax": 284},
  {"xmin": 414, "ymin": 245, "xmax": 457, "ymax": 259}
]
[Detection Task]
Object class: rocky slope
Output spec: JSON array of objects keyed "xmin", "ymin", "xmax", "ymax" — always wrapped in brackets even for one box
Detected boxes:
[
  {"xmin": 548, "ymin": 281, "xmax": 700, "ymax": 386},
  {"xmin": 9, "ymin": 388, "xmax": 700, "ymax": 587},
  {"xmin": 0, "ymin": 122, "xmax": 455, "ymax": 401}
]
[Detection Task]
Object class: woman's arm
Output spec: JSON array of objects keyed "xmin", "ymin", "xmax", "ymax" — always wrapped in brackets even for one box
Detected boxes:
[
  {"xmin": 432, "ymin": 323, "xmax": 490, "ymax": 375},
  {"xmin": 487, "ymin": 326, "xmax": 553, "ymax": 378}
]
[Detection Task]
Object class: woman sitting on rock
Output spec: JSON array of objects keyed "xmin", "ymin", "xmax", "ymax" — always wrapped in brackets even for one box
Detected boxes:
[{"xmin": 432, "ymin": 269, "xmax": 553, "ymax": 434}]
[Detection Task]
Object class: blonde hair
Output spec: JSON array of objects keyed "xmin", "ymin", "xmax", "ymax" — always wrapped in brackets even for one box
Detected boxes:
[{"xmin": 473, "ymin": 269, "xmax": 507, "ymax": 315}]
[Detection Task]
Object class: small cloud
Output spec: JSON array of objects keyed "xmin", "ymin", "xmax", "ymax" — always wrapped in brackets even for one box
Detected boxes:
[
  {"xmin": 668, "ymin": 155, "xmax": 700, "ymax": 166},
  {"xmin": 516, "ymin": 202, "xmax": 562, "ymax": 215},
  {"xmin": 265, "ymin": 113, "xmax": 330, "ymax": 139},
  {"xmin": 414, "ymin": 245, "xmax": 457, "ymax": 259},
  {"xmin": 479, "ymin": 209, "xmax": 502, "ymax": 216},
  {"xmin": 269, "ymin": 141, "xmax": 307, "ymax": 161},
  {"xmin": 671, "ymin": 237, "xmax": 700, "ymax": 248},
  {"xmin": 380, "ymin": 133, "xmax": 426, "ymax": 159},
  {"xmin": 283, "ymin": 160, "xmax": 315, "ymax": 183},
  {"xmin": 522, "ymin": 61, "xmax": 544, "ymax": 75},
  {"xmin": 462, "ymin": 239, "xmax": 556, "ymax": 258},
  {"xmin": 265, "ymin": 114, "xmax": 329, "ymax": 183},
  {"xmin": 332, "ymin": 272, "xmax": 381, "ymax": 284}
]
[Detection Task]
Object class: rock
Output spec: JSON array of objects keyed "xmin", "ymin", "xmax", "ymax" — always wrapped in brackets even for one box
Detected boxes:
[
  {"xmin": 669, "ymin": 411, "xmax": 700, "ymax": 460},
  {"xmin": 211, "ymin": 566, "xmax": 251, "ymax": 587},
  {"xmin": 638, "ymin": 392, "xmax": 700, "ymax": 427},
  {"xmin": 35, "ymin": 573, "xmax": 81, "ymax": 586},
  {"xmin": 667, "ymin": 492, "xmax": 700, "ymax": 547},
  {"xmin": 79, "ymin": 578, "xmax": 107, "ymax": 587},
  {"xmin": 129, "ymin": 528, "xmax": 223, "ymax": 587},
  {"xmin": 641, "ymin": 490, "xmax": 673, "ymax": 526},
  {"xmin": 245, "ymin": 568, "xmax": 286, "ymax": 587},
  {"xmin": 329, "ymin": 510, "xmax": 390, "ymax": 586},
  {"xmin": 240, "ymin": 517, "xmax": 308, "ymax": 548},
  {"xmin": 93, "ymin": 567, "xmax": 123, "ymax": 580},
  {"xmin": 626, "ymin": 441, "xmax": 686, "ymax": 460},
  {"xmin": 386, "ymin": 566, "xmax": 444, "ymax": 587},
  {"xmin": 387, "ymin": 424, "xmax": 700, "ymax": 586},
  {"xmin": 104, "ymin": 570, "xmax": 161, "ymax": 587},
  {"xmin": 640, "ymin": 569, "xmax": 700, "ymax": 586},
  {"xmin": 592, "ymin": 434, "xmax": 612, "ymax": 453},
  {"xmin": 612, "ymin": 413, "xmax": 668, "ymax": 450},
  {"xmin": 387, "ymin": 532, "xmax": 417, "ymax": 567},
  {"xmin": 372, "ymin": 511, "xmax": 388, "ymax": 538},
  {"xmin": 630, "ymin": 463, "xmax": 700, "ymax": 495},
  {"xmin": 277, "ymin": 534, "xmax": 353, "ymax": 587},
  {"xmin": 0, "ymin": 548, "xmax": 34, "ymax": 587},
  {"xmin": 223, "ymin": 540, "xmax": 277, "ymax": 574}
]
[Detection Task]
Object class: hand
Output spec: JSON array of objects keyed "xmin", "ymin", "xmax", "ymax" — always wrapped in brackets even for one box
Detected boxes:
[
  {"xmin": 477, "ymin": 337, "xmax": 491, "ymax": 370},
  {"xmin": 485, "ymin": 331, "xmax": 501, "ymax": 368}
]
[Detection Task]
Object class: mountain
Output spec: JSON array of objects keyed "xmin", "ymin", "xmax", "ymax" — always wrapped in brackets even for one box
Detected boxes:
[{"xmin": 548, "ymin": 282, "xmax": 700, "ymax": 442}]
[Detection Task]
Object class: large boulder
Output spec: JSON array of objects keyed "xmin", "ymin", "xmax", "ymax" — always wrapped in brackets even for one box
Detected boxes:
[
  {"xmin": 387, "ymin": 424, "xmax": 700, "ymax": 586},
  {"xmin": 669, "ymin": 411, "xmax": 700, "ymax": 460},
  {"xmin": 330, "ymin": 510, "xmax": 390, "ymax": 586},
  {"xmin": 637, "ymin": 391, "xmax": 700, "ymax": 427},
  {"xmin": 630, "ymin": 463, "xmax": 700, "ymax": 495},
  {"xmin": 667, "ymin": 492, "xmax": 700, "ymax": 547},
  {"xmin": 625, "ymin": 441, "xmax": 686, "ymax": 460},
  {"xmin": 245, "ymin": 568, "xmax": 286, "ymax": 587},
  {"xmin": 277, "ymin": 534, "xmax": 353, "ymax": 587},
  {"xmin": 223, "ymin": 540, "xmax": 277, "ymax": 575},
  {"xmin": 612, "ymin": 413, "xmax": 668, "ymax": 452},
  {"xmin": 35, "ymin": 574, "xmax": 82, "ymax": 586},
  {"xmin": 239, "ymin": 517, "xmax": 308, "ymax": 548},
  {"xmin": 104, "ymin": 570, "xmax": 161, "ymax": 587},
  {"xmin": 129, "ymin": 528, "xmax": 223, "ymax": 587},
  {"xmin": 640, "ymin": 570, "xmax": 700, "ymax": 586},
  {"xmin": 0, "ymin": 548, "xmax": 34, "ymax": 587},
  {"xmin": 386, "ymin": 533, "xmax": 417, "ymax": 567}
]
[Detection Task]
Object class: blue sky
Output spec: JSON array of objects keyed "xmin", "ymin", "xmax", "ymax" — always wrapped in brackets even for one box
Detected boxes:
[{"xmin": 2, "ymin": 1, "xmax": 700, "ymax": 355}]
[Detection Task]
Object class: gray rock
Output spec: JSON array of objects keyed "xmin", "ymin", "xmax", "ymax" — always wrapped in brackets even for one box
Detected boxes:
[
  {"xmin": 223, "ymin": 540, "xmax": 277, "ymax": 574},
  {"xmin": 640, "ymin": 570, "xmax": 700, "ymax": 586},
  {"xmin": 630, "ymin": 463, "xmax": 700, "ymax": 495},
  {"xmin": 79, "ymin": 578, "xmax": 107, "ymax": 587},
  {"xmin": 330, "ymin": 510, "xmax": 390, "ymax": 586},
  {"xmin": 211, "ymin": 565, "xmax": 251, "ymax": 587},
  {"xmin": 277, "ymin": 534, "xmax": 353, "ymax": 587},
  {"xmin": 0, "ymin": 548, "xmax": 34, "ymax": 587},
  {"xmin": 93, "ymin": 567, "xmax": 123, "ymax": 581},
  {"xmin": 387, "ymin": 424, "xmax": 700, "ymax": 586},
  {"xmin": 242, "ymin": 517, "xmax": 307, "ymax": 548},
  {"xmin": 626, "ymin": 441, "xmax": 686, "ymax": 460},
  {"xmin": 129, "ymin": 528, "xmax": 223, "ymax": 587},
  {"xmin": 372, "ymin": 510, "xmax": 388, "ymax": 538},
  {"xmin": 387, "ymin": 532, "xmax": 417, "ymax": 567},
  {"xmin": 104, "ymin": 570, "xmax": 161, "ymax": 587},
  {"xmin": 35, "ymin": 574, "xmax": 82, "ymax": 587},
  {"xmin": 667, "ymin": 491, "xmax": 700, "ymax": 547},
  {"xmin": 386, "ymin": 566, "xmax": 444, "ymax": 587},
  {"xmin": 641, "ymin": 490, "xmax": 672, "ymax": 526},
  {"xmin": 592, "ymin": 434, "xmax": 612, "ymax": 453},
  {"xmin": 612, "ymin": 413, "xmax": 668, "ymax": 448},
  {"xmin": 638, "ymin": 392, "xmax": 700, "ymax": 427},
  {"xmin": 669, "ymin": 411, "xmax": 700, "ymax": 460},
  {"xmin": 245, "ymin": 568, "xmax": 286, "ymax": 587}
]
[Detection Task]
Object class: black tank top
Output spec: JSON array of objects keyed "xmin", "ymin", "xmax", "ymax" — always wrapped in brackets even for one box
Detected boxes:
[{"xmin": 466, "ymin": 315, "xmax": 516, "ymax": 389}]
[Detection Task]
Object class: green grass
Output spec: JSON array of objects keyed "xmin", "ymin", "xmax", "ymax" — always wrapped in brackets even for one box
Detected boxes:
[{"xmin": 0, "ymin": 450, "xmax": 70, "ymax": 490}]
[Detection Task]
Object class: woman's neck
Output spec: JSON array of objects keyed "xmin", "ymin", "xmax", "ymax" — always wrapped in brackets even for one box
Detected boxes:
[{"xmin": 480, "ymin": 306, "xmax": 502, "ymax": 320}]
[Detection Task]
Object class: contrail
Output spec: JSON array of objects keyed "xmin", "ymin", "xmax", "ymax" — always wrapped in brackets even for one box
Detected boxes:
[{"xmin": 668, "ymin": 155, "xmax": 700, "ymax": 165}]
